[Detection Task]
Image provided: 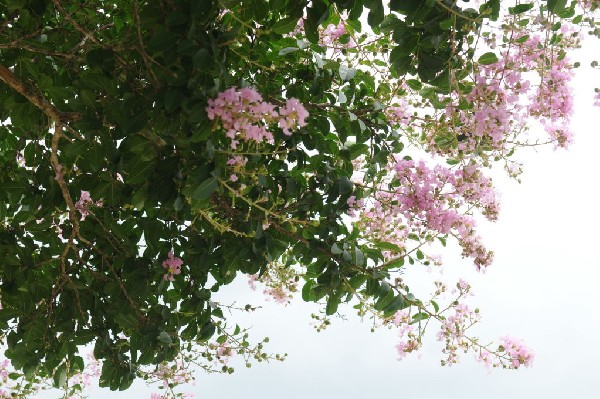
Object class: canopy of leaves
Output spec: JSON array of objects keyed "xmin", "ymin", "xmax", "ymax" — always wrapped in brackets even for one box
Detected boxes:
[{"xmin": 0, "ymin": 0, "xmax": 595, "ymax": 393}]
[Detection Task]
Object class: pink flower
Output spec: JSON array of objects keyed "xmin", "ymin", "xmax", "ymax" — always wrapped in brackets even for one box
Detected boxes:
[
  {"xmin": 75, "ymin": 190, "xmax": 102, "ymax": 221},
  {"xmin": 499, "ymin": 337, "xmax": 534, "ymax": 368},
  {"xmin": 162, "ymin": 251, "xmax": 183, "ymax": 281},
  {"xmin": 278, "ymin": 98, "xmax": 309, "ymax": 135},
  {"xmin": 248, "ymin": 274, "xmax": 258, "ymax": 290},
  {"xmin": 206, "ymin": 87, "xmax": 309, "ymax": 144},
  {"xmin": 457, "ymin": 279, "xmax": 470, "ymax": 291},
  {"xmin": 215, "ymin": 340, "xmax": 235, "ymax": 365}
]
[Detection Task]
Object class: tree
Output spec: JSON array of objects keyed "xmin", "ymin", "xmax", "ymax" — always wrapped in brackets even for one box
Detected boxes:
[{"xmin": 0, "ymin": 0, "xmax": 598, "ymax": 397}]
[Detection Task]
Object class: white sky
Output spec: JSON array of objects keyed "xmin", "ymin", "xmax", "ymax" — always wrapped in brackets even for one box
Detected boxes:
[{"xmin": 35, "ymin": 26, "xmax": 600, "ymax": 399}]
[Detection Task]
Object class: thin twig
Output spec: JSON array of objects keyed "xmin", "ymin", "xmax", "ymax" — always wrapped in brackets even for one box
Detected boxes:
[{"xmin": 51, "ymin": 0, "xmax": 101, "ymax": 45}]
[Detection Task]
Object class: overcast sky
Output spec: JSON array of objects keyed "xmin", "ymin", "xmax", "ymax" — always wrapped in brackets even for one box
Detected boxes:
[{"xmin": 34, "ymin": 29, "xmax": 600, "ymax": 399}]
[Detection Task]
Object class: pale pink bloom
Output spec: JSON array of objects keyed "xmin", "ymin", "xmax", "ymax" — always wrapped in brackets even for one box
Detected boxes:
[
  {"xmin": 457, "ymin": 279, "xmax": 470, "ymax": 291},
  {"xmin": 499, "ymin": 336, "xmax": 534, "ymax": 368},
  {"xmin": 162, "ymin": 251, "xmax": 183, "ymax": 281},
  {"xmin": 263, "ymin": 287, "xmax": 290, "ymax": 304},
  {"xmin": 75, "ymin": 190, "xmax": 101, "ymax": 221},
  {"xmin": 248, "ymin": 274, "xmax": 258, "ymax": 290},
  {"xmin": 206, "ymin": 87, "xmax": 308, "ymax": 145},
  {"xmin": 215, "ymin": 341, "xmax": 236, "ymax": 365}
]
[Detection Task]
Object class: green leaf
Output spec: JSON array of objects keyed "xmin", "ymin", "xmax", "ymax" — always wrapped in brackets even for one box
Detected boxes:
[
  {"xmin": 147, "ymin": 31, "xmax": 179, "ymax": 54},
  {"xmin": 348, "ymin": 275, "xmax": 367, "ymax": 289},
  {"xmin": 331, "ymin": 243, "xmax": 343, "ymax": 255},
  {"xmin": 5, "ymin": 0, "xmax": 27, "ymax": 10},
  {"xmin": 383, "ymin": 258, "xmax": 404, "ymax": 269},
  {"xmin": 374, "ymin": 289, "xmax": 395, "ymax": 311},
  {"xmin": 411, "ymin": 312, "xmax": 429, "ymax": 323},
  {"xmin": 547, "ymin": 0, "xmax": 567, "ymax": 14},
  {"xmin": 53, "ymin": 364, "xmax": 67, "ymax": 389},
  {"xmin": 157, "ymin": 331, "xmax": 172, "ymax": 344},
  {"xmin": 405, "ymin": 79, "xmax": 422, "ymax": 91},
  {"xmin": 416, "ymin": 249, "xmax": 424, "ymax": 260},
  {"xmin": 326, "ymin": 296, "xmax": 339, "ymax": 315},
  {"xmin": 345, "ymin": 143, "xmax": 369, "ymax": 158},
  {"xmin": 115, "ymin": 313, "xmax": 139, "ymax": 330},
  {"xmin": 382, "ymin": 294, "xmax": 409, "ymax": 317},
  {"xmin": 198, "ymin": 321, "xmax": 216, "ymax": 341},
  {"xmin": 477, "ymin": 52, "xmax": 499, "ymax": 65},
  {"xmin": 379, "ymin": 14, "xmax": 403, "ymax": 33},
  {"xmin": 271, "ymin": 17, "xmax": 300, "ymax": 34},
  {"xmin": 367, "ymin": 0, "xmax": 384, "ymax": 27},
  {"xmin": 508, "ymin": 3, "xmax": 534, "ymax": 14},
  {"xmin": 125, "ymin": 159, "xmax": 154, "ymax": 185},
  {"xmin": 279, "ymin": 47, "xmax": 299, "ymax": 56},
  {"xmin": 192, "ymin": 177, "xmax": 218, "ymax": 201},
  {"xmin": 354, "ymin": 247, "xmax": 364, "ymax": 266},
  {"xmin": 439, "ymin": 17, "xmax": 455, "ymax": 30},
  {"xmin": 302, "ymin": 280, "xmax": 315, "ymax": 301},
  {"xmin": 305, "ymin": 0, "xmax": 329, "ymax": 43},
  {"xmin": 374, "ymin": 241, "xmax": 403, "ymax": 252}
]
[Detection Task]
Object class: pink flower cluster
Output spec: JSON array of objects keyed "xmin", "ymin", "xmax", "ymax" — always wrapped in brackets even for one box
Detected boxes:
[
  {"xmin": 0, "ymin": 352, "xmax": 102, "ymax": 398},
  {"xmin": 392, "ymin": 311, "xmax": 420, "ymax": 360},
  {"xmin": 162, "ymin": 251, "xmax": 183, "ymax": 281},
  {"xmin": 499, "ymin": 336, "xmax": 535, "ymax": 368},
  {"xmin": 247, "ymin": 273, "xmax": 296, "ymax": 305},
  {"xmin": 227, "ymin": 154, "xmax": 247, "ymax": 182},
  {"xmin": 578, "ymin": 0, "xmax": 599, "ymax": 10},
  {"xmin": 214, "ymin": 340, "xmax": 235, "ymax": 365},
  {"xmin": 483, "ymin": 24, "xmax": 575, "ymax": 149},
  {"xmin": 75, "ymin": 190, "xmax": 103, "ymax": 221},
  {"xmin": 417, "ymin": 17, "xmax": 580, "ymax": 158},
  {"xmin": 150, "ymin": 363, "xmax": 190, "ymax": 388},
  {"xmin": 151, "ymin": 393, "xmax": 194, "ymax": 399},
  {"xmin": 385, "ymin": 102, "xmax": 411, "ymax": 126},
  {"xmin": 0, "ymin": 359, "xmax": 9, "ymax": 385},
  {"xmin": 436, "ymin": 303, "xmax": 481, "ymax": 366},
  {"xmin": 206, "ymin": 87, "xmax": 308, "ymax": 149},
  {"xmin": 321, "ymin": 21, "xmax": 356, "ymax": 48},
  {"xmin": 145, "ymin": 354, "xmax": 196, "ymax": 398},
  {"xmin": 526, "ymin": 35, "xmax": 575, "ymax": 148},
  {"xmin": 351, "ymin": 159, "xmax": 498, "ymax": 269}
]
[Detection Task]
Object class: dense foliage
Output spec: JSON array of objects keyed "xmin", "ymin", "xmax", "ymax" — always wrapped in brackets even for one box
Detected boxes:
[{"xmin": 0, "ymin": 0, "xmax": 598, "ymax": 397}]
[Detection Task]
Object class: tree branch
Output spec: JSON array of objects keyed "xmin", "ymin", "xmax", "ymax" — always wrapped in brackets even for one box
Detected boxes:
[{"xmin": 0, "ymin": 64, "xmax": 85, "ymax": 238}]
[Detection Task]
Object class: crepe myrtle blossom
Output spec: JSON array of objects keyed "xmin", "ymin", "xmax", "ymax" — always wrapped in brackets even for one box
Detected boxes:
[
  {"xmin": 213, "ymin": 340, "xmax": 236, "ymax": 365},
  {"xmin": 321, "ymin": 21, "xmax": 357, "ymax": 48},
  {"xmin": 392, "ymin": 311, "xmax": 420, "ymax": 360},
  {"xmin": 247, "ymin": 271, "xmax": 297, "ymax": 305},
  {"xmin": 499, "ymin": 336, "xmax": 535, "ymax": 368},
  {"xmin": 278, "ymin": 98, "xmax": 309, "ymax": 135},
  {"xmin": 162, "ymin": 251, "xmax": 183, "ymax": 281},
  {"xmin": 349, "ymin": 159, "xmax": 498, "ymax": 269},
  {"xmin": 206, "ymin": 87, "xmax": 308, "ymax": 148},
  {"xmin": 75, "ymin": 190, "xmax": 103, "ymax": 221}
]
